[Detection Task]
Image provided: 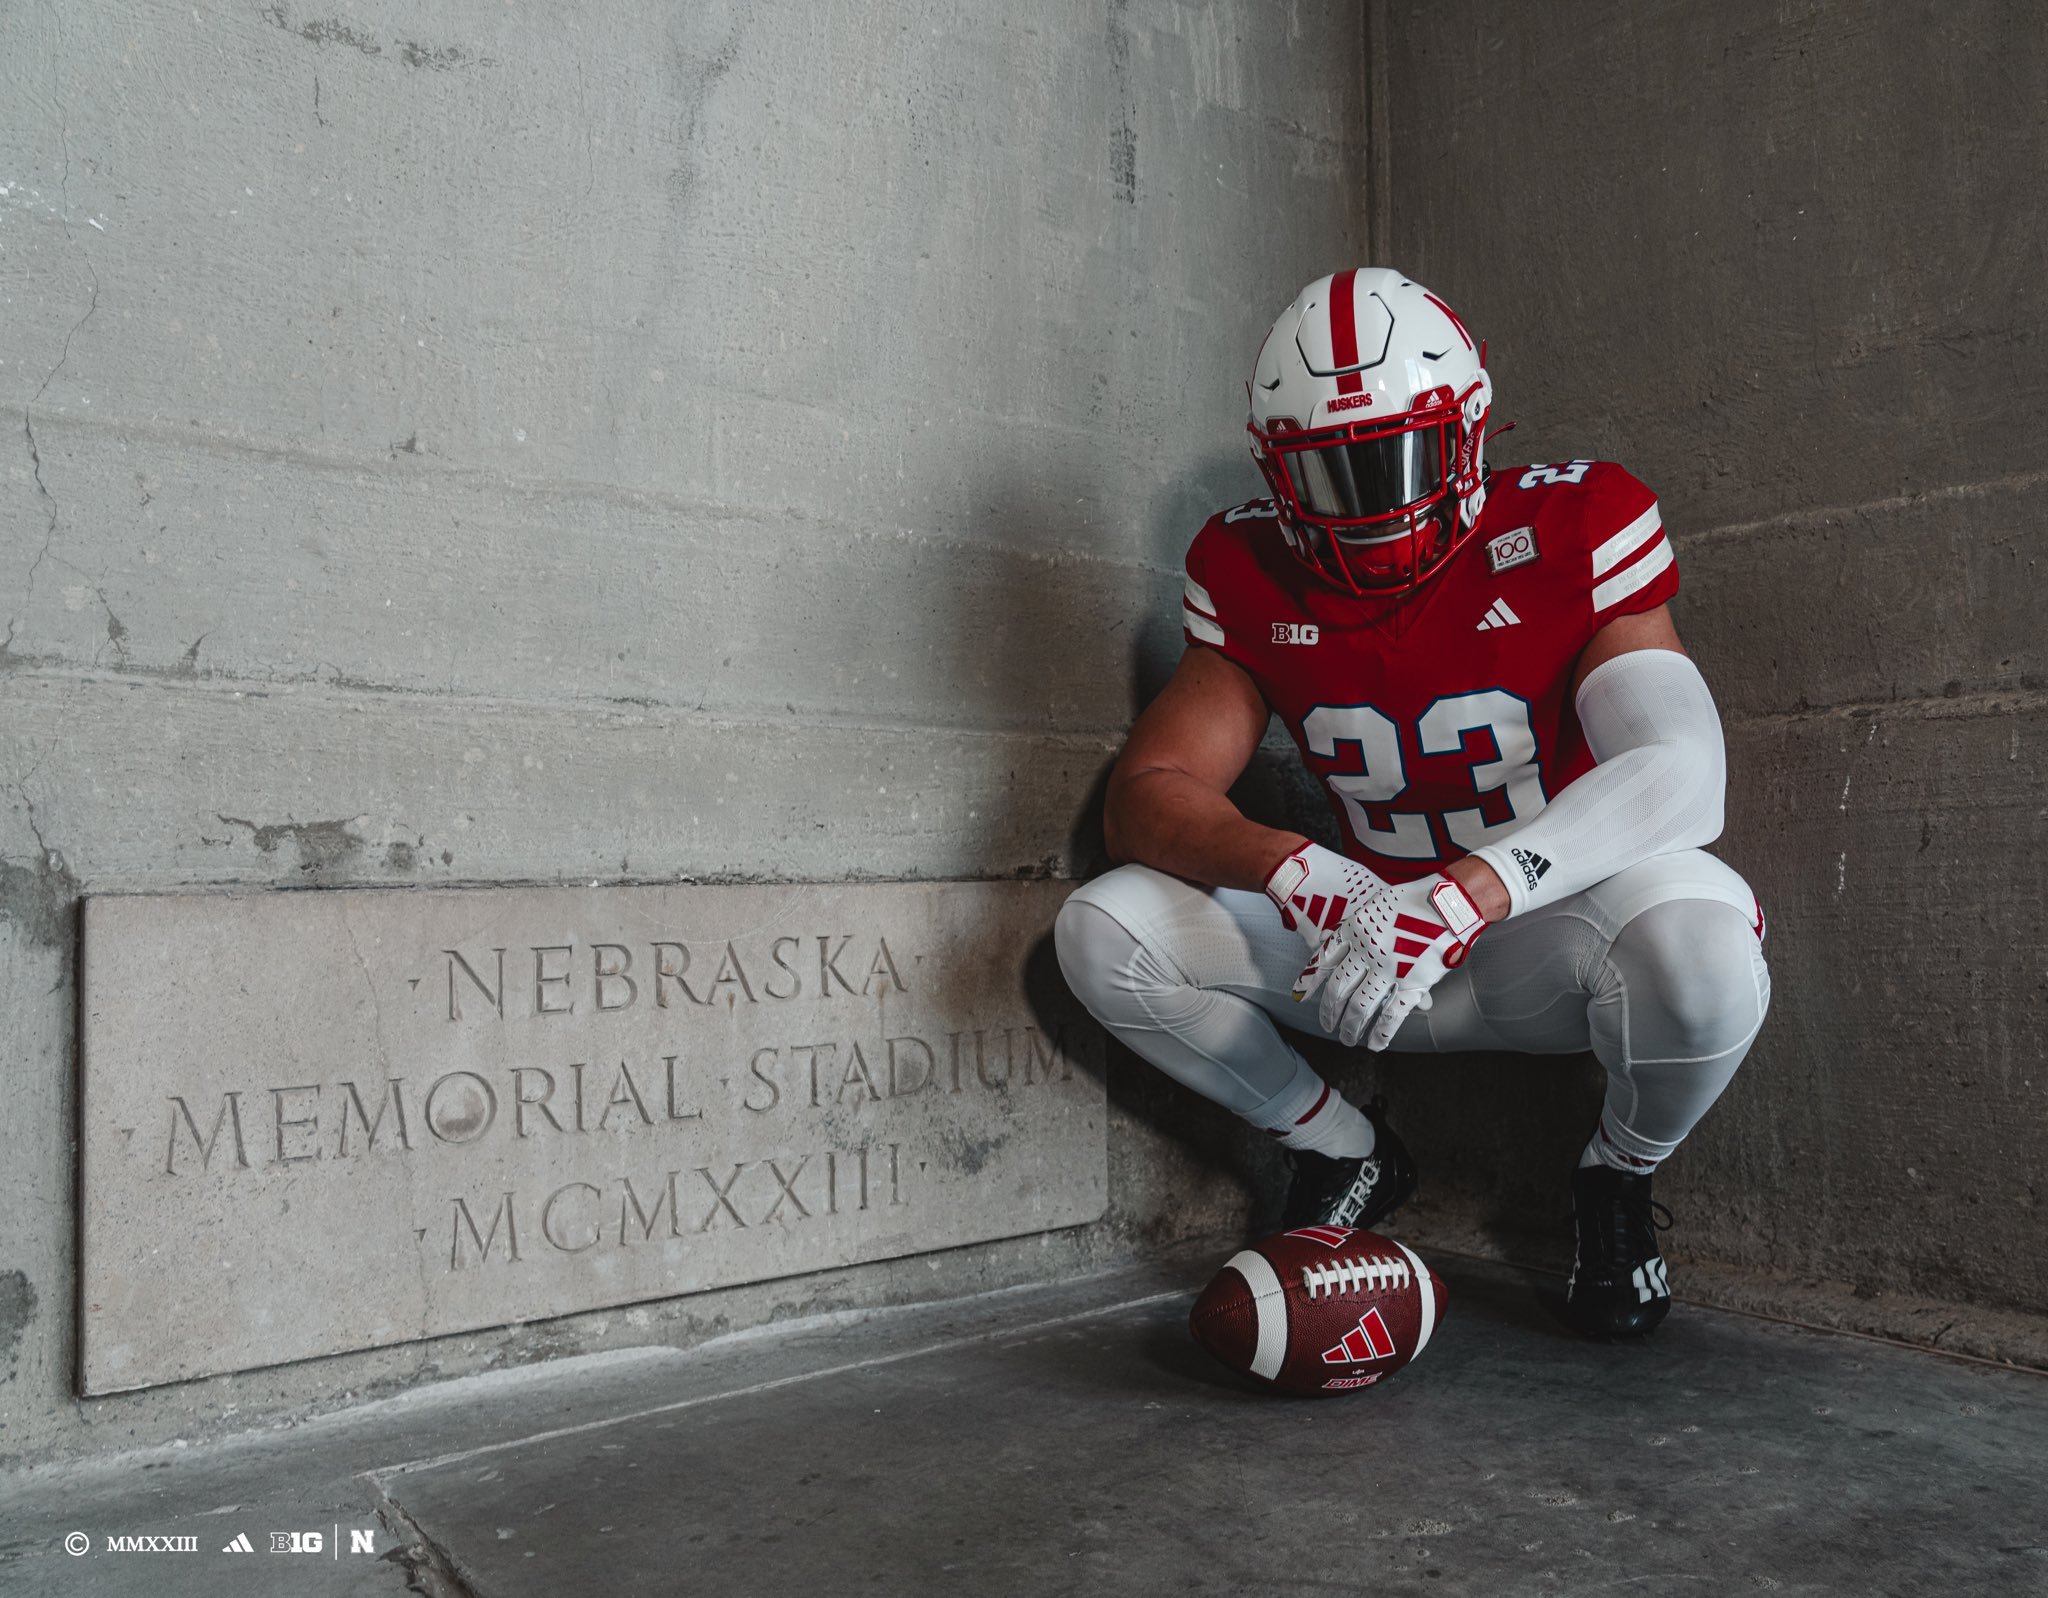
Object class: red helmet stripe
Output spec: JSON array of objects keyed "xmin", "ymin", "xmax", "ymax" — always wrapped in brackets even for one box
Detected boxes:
[
  {"xmin": 1423, "ymin": 291, "xmax": 1474, "ymax": 351},
  {"xmin": 1329, "ymin": 269, "xmax": 1365, "ymax": 395}
]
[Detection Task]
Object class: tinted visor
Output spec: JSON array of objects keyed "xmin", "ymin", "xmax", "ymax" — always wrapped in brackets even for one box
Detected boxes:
[{"xmin": 1282, "ymin": 427, "xmax": 1444, "ymax": 521}]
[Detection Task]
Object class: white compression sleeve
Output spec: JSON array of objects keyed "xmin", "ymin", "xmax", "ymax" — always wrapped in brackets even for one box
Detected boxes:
[{"xmin": 1469, "ymin": 649, "xmax": 1727, "ymax": 918}]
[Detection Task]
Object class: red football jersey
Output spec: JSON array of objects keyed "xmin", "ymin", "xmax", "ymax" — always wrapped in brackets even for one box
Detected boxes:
[{"xmin": 1182, "ymin": 461, "xmax": 1679, "ymax": 883}]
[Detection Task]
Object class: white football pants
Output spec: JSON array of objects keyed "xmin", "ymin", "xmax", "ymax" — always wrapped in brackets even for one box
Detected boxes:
[{"xmin": 1054, "ymin": 851, "xmax": 1770, "ymax": 1166}]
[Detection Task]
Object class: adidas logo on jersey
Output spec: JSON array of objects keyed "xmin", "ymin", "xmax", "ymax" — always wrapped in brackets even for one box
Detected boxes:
[
  {"xmin": 1475, "ymin": 599, "xmax": 1521, "ymax": 631},
  {"xmin": 1510, "ymin": 847, "xmax": 1552, "ymax": 889}
]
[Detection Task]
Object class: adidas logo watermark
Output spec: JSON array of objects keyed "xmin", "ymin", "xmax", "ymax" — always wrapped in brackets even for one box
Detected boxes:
[
  {"xmin": 222, "ymin": 1533, "xmax": 255, "ymax": 1554},
  {"xmin": 1475, "ymin": 598, "xmax": 1521, "ymax": 631},
  {"xmin": 1510, "ymin": 847, "xmax": 1552, "ymax": 889}
]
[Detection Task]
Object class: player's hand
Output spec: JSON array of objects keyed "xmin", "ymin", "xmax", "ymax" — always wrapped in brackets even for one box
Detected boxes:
[
  {"xmin": 1262, "ymin": 840, "xmax": 1390, "ymax": 956},
  {"xmin": 1292, "ymin": 874, "xmax": 1487, "ymax": 1051}
]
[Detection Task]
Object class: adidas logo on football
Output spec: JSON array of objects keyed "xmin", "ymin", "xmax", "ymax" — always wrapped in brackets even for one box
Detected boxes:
[
  {"xmin": 1321, "ymin": 1306, "xmax": 1399, "ymax": 1364},
  {"xmin": 1510, "ymin": 847, "xmax": 1552, "ymax": 889},
  {"xmin": 1475, "ymin": 598, "xmax": 1521, "ymax": 631}
]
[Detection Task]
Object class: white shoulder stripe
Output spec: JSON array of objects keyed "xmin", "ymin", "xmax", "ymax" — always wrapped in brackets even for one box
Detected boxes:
[
  {"xmin": 1592, "ymin": 536, "xmax": 1674, "ymax": 612},
  {"xmin": 1183, "ymin": 605, "xmax": 1226, "ymax": 646},
  {"xmin": 1591, "ymin": 502, "xmax": 1663, "ymax": 577},
  {"xmin": 1184, "ymin": 574, "xmax": 1218, "ymax": 617},
  {"xmin": 1224, "ymin": 1249, "xmax": 1290, "ymax": 1380}
]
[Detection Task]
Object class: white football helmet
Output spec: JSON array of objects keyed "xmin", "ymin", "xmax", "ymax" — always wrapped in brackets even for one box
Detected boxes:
[{"xmin": 1248, "ymin": 268, "xmax": 1494, "ymax": 594}]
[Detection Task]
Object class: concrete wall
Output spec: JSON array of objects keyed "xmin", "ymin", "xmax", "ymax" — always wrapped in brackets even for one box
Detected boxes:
[
  {"xmin": 0, "ymin": 0, "xmax": 1365, "ymax": 1463},
  {"xmin": 1371, "ymin": 0, "xmax": 2047, "ymax": 1339}
]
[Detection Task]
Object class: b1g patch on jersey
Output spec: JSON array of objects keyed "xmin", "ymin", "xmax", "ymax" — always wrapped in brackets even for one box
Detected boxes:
[
  {"xmin": 1271, "ymin": 622, "xmax": 1320, "ymax": 645},
  {"xmin": 1486, "ymin": 525, "xmax": 1539, "ymax": 574}
]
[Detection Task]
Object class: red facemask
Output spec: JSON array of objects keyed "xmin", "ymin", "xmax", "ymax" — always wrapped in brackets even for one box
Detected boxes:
[{"xmin": 1250, "ymin": 378, "xmax": 1489, "ymax": 596}]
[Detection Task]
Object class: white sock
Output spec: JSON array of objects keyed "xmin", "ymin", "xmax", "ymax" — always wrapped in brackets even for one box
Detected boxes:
[
  {"xmin": 1248, "ymin": 1061, "xmax": 1376, "ymax": 1159},
  {"xmin": 1579, "ymin": 1116, "xmax": 1664, "ymax": 1174}
]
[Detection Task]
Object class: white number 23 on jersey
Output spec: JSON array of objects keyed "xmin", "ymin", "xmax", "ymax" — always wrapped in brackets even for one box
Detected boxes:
[
  {"xmin": 1517, "ymin": 460, "xmax": 1593, "ymax": 489},
  {"xmin": 1300, "ymin": 692, "xmax": 1546, "ymax": 860}
]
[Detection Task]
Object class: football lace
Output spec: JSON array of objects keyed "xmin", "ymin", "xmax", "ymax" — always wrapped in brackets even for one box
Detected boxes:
[{"xmin": 1300, "ymin": 1254, "xmax": 1411, "ymax": 1300}]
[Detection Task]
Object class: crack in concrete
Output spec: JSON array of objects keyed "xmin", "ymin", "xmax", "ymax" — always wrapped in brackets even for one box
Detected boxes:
[
  {"xmin": 365, "ymin": 1478, "xmax": 482, "ymax": 1598},
  {"xmin": 3, "ymin": 757, "xmax": 79, "ymax": 975},
  {"xmin": 1106, "ymin": 0, "xmax": 1139, "ymax": 205},
  {"xmin": 339, "ymin": 904, "xmax": 397, "ymax": 1087},
  {"xmin": 15, "ymin": 744, "xmax": 54, "ymax": 859},
  {"xmin": 11, "ymin": 1, "xmax": 106, "ymax": 668}
]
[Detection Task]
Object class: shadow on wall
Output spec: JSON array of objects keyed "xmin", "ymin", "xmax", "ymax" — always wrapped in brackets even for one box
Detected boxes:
[
  {"xmin": 1018, "ymin": 927, "xmax": 1266, "ymax": 1248},
  {"xmin": 1388, "ymin": 1049, "xmax": 1608, "ymax": 1257},
  {"xmin": 1078, "ymin": 443, "xmax": 1266, "ymax": 874},
  {"xmin": 994, "ymin": 443, "xmax": 1280, "ymax": 1243}
]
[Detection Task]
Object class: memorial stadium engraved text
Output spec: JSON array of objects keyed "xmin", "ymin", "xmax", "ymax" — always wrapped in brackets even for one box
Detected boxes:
[{"xmin": 80, "ymin": 882, "xmax": 1104, "ymax": 1392}]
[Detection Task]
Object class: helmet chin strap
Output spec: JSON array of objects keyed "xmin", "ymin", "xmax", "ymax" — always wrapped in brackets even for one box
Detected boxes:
[{"xmin": 1460, "ymin": 476, "xmax": 1488, "ymax": 529}]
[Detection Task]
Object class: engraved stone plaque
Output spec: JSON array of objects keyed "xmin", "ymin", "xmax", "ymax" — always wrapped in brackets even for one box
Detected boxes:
[{"xmin": 79, "ymin": 881, "xmax": 1104, "ymax": 1392}]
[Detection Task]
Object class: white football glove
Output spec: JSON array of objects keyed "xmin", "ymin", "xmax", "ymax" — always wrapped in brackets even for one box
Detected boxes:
[
  {"xmin": 1262, "ymin": 840, "xmax": 1390, "ymax": 956},
  {"xmin": 1293, "ymin": 873, "xmax": 1488, "ymax": 1051}
]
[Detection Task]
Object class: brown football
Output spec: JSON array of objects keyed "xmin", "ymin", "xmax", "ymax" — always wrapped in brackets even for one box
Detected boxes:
[{"xmin": 1189, "ymin": 1225, "xmax": 1447, "ymax": 1395}]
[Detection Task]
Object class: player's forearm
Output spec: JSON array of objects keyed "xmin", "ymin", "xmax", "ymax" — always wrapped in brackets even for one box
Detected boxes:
[
  {"xmin": 1103, "ymin": 767, "xmax": 1306, "ymax": 893},
  {"xmin": 1466, "ymin": 649, "xmax": 1726, "ymax": 918}
]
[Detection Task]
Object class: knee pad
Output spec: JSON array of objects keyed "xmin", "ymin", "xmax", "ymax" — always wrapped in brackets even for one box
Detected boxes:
[
  {"xmin": 1053, "ymin": 866, "xmax": 1192, "ymax": 1019},
  {"xmin": 1052, "ymin": 870, "xmax": 1315, "ymax": 1115},
  {"xmin": 1606, "ymin": 898, "xmax": 1769, "ymax": 1063},
  {"xmin": 1053, "ymin": 890, "xmax": 1141, "ymax": 1020}
]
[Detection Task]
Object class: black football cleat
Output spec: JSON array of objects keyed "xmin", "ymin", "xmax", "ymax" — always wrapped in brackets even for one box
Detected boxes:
[
  {"xmin": 1554, "ymin": 1163, "xmax": 1674, "ymax": 1338},
  {"xmin": 1279, "ymin": 1097, "xmax": 1418, "ymax": 1232}
]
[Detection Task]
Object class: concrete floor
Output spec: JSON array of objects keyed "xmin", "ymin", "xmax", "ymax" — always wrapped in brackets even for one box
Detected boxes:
[{"xmin": 5, "ymin": 1257, "xmax": 2045, "ymax": 1597}]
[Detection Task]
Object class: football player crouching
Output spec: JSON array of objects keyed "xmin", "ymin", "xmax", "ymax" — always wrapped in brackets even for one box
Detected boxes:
[{"xmin": 1054, "ymin": 269, "xmax": 1770, "ymax": 1338}]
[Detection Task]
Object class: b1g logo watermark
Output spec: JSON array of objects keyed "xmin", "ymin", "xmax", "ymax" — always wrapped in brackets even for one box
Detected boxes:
[{"xmin": 269, "ymin": 1529, "xmax": 378, "ymax": 1553}]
